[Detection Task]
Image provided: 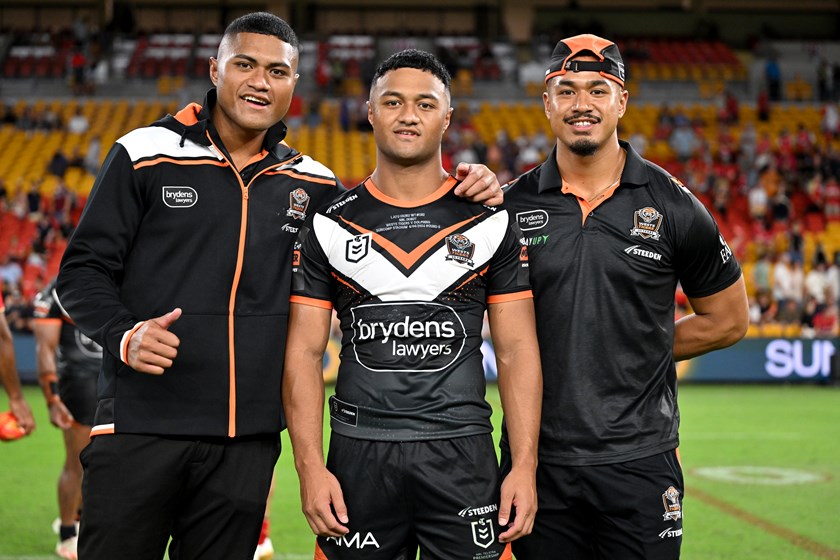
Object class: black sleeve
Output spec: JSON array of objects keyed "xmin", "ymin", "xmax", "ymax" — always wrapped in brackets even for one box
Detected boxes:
[
  {"xmin": 56, "ymin": 143, "xmax": 145, "ymax": 358},
  {"xmin": 675, "ymin": 194, "xmax": 742, "ymax": 298}
]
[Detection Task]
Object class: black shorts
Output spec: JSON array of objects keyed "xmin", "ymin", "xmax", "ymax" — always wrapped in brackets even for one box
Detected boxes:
[
  {"xmin": 79, "ymin": 433, "xmax": 280, "ymax": 560},
  {"xmin": 59, "ymin": 371, "xmax": 97, "ymax": 426},
  {"xmin": 501, "ymin": 448, "xmax": 683, "ymax": 560},
  {"xmin": 316, "ymin": 433, "xmax": 512, "ymax": 560}
]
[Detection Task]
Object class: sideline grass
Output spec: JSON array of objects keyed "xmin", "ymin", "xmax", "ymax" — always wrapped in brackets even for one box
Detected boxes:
[{"xmin": 1, "ymin": 384, "xmax": 839, "ymax": 559}]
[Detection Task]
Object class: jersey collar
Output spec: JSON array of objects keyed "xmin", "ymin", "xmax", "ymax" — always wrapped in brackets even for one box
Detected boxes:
[{"xmin": 537, "ymin": 140, "xmax": 648, "ymax": 194}]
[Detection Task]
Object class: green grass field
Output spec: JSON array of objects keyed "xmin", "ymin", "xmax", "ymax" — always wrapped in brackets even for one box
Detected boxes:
[{"xmin": 1, "ymin": 383, "xmax": 839, "ymax": 560}]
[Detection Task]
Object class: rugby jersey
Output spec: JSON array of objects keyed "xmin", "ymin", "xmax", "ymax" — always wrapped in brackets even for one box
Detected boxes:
[
  {"xmin": 57, "ymin": 89, "xmax": 342, "ymax": 438},
  {"xmin": 33, "ymin": 280, "xmax": 102, "ymax": 378},
  {"xmin": 291, "ymin": 176, "xmax": 531, "ymax": 441},
  {"xmin": 501, "ymin": 142, "xmax": 742, "ymax": 465}
]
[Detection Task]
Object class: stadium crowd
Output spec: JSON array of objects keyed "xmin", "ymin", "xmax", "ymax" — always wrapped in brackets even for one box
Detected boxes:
[{"xmin": 2, "ymin": 82, "xmax": 840, "ymax": 341}]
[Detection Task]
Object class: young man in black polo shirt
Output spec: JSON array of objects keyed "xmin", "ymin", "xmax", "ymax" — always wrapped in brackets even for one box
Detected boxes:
[{"xmin": 500, "ymin": 34, "xmax": 749, "ymax": 559}]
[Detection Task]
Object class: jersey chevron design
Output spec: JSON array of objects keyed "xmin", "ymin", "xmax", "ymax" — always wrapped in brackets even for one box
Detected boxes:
[{"xmin": 292, "ymin": 177, "xmax": 531, "ymax": 441}]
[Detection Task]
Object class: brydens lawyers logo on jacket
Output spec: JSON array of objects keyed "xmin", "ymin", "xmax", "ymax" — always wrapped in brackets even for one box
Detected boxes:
[{"xmin": 162, "ymin": 186, "xmax": 198, "ymax": 208}]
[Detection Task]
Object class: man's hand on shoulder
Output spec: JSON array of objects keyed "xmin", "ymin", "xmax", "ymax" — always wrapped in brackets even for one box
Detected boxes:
[{"xmin": 453, "ymin": 163, "xmax": 503, "ymax": 206}]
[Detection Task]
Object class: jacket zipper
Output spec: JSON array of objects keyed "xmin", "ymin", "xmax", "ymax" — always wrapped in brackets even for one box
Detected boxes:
[{"xmin": 208, "ymin": 133, "xmax": 299, "ymax": 437}]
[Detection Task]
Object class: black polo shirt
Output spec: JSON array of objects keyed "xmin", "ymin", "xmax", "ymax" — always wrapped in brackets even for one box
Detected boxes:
[{"xmin": 502, "ymin": 141, "xmax": 741, "ymax": 466}]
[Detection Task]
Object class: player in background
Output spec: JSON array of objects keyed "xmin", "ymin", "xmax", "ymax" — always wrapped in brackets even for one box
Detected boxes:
[
  {"xmin": 33, "ymin": 280, "xmax": 102, "ymax": 560},
  {"xmin": 500, "ymin": 34, "xmax": 749, "ymax": 559},
  {"xmin": 284, "ymin": 49, "xmax": 541, "ymax": 559},
  {"xmin": 0, "ymin": 291, "xmax": 35, "ymax": 439}
]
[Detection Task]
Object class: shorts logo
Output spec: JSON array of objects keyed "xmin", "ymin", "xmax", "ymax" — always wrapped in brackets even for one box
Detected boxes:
[
  {"xmin": 287, "ymin": 188, "xmax": 310, "ymax": 220},
  {"xmin": 658, "ymin": 527, "xmax": 683, "ymax": 539},
  {"xmin": 662, "ymin": 486, "xmax": 682, "ymax": 521},
  {"xmin": 346, "ymin": 233, "xmax": 371, "ymax": 263},
  {"xmin": 162, "ymin": 186, "xmax": 197, "ymax": 208},
  {"xmin": 471, "ymin": 518, "xmax": 494, "ymax": 549},
  {"xmin": 459, "ymin": 504, "xmax": 499, "ymax": 517},
  {"xmin": 517, "ymin": 209, "xmax": 549, "ymax": 231},
  {"xmin": 445, "ymin": 234, "xmax": 475, "ymax": 267},
  {"xmin": 325, "ymin": 531, "xmax": 380, "ymax": 549},
  {"xmin": 630, "ymin": 207, "xmax": 663, "ymax": 241}
]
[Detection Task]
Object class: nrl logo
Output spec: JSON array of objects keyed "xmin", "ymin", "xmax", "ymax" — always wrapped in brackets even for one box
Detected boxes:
[
  {"xmin": 286, "ymin": 188, "xmax": 310, "ymax": 220},
  {"xmin": 444, "ymin": 234, "xmax": 475, "ymax": 267},
  {"xmin": 630, "ymin": 206, "xmax": 663, "ymax": 241},
  {"xmin": 346, "ymin": 233, "xmax": 371, "ymax": 263},
  {"xmin": 662, "ymin": 486, "xmax": 682, "ymax": 521},
  {"xmin": 471, "ymin": 518, "xmax": 494, "ymax": 549}
]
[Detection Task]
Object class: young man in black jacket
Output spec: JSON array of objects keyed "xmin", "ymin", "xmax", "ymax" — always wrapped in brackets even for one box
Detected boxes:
[{"xmin": 58, "ymin": 12, "xmax": 502, "ymax": 560}]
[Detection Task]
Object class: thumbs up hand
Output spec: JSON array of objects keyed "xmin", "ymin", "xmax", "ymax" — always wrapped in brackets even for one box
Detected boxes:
[{"xmin": 126, "ymin": 308, "xmax": 182, "ymax": 375}]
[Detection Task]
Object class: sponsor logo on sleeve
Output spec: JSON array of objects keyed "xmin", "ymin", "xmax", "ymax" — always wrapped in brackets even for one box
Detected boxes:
[
  {"xmin": 162, "ymin": 186, "xmax": 198, "ymax": 208},
  {"xmin": 719, "ymin": 234, "xmax": 733, "ymax": 264},
  {"xmin": 516, "ymin": 209, "xmax": 549, "ymax": 231},
  {"xmin": 350, "ymin": 302, "xmax": 466, "ymax": 372},
  {"xmin": 286, "ymin": 188, "xmax": 310, "ymax": 220},
  {"xmin": 630, "ymin": 207, "xmax": 663, "ymax": 240}
]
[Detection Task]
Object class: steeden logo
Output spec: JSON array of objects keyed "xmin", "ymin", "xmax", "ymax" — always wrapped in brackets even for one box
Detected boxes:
[{"xmin": 162, "ymin": 186, "xmax": 198, "ymax": 208}]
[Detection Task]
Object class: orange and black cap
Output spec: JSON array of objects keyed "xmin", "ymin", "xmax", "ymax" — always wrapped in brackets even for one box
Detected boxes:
[{"xmin": 544, "ymin": 34, "xmax": 625, "ymax": 88}]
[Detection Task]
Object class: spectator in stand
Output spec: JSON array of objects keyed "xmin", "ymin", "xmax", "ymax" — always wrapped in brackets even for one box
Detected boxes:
[
  {"xmin": 48, "ymin": 150, "xmax": 70, "ymax": 178},
  {"xmin": 773, "ymin": 252, "xmax": 797, "ymax": 310},
  {"xmin": 777, "ymin": 298, "xmax": 802, "ymax": 326},
  {"xmin": 800, "ymin": 295, "xmax": 820, "ymax": 338},
  {"xmin": 27, "ymin": 181, "xmax": 43, "ymax": 216},
  {"xmin": 628, "ymin": 130, "xmax": 648, "ymax": 158},
  {"xmin": 822, "ymin": 102, "xmax": 839, "ymax": 140},
  {"xmin": 670, "ymin": 122, "xmax": 699, "ymax": 162},
  {"xmin": 0, "ymin": 257, "xmax": 23, "ymax": 289},
  {"xmin": 41, "ymin": 108, "xmax": 62, "ymax": 131},
  {"xmin": 805, "ymin": 257, "xmax": 831, "ymax": 306},
  {"xmin": 749, "ymin": 289, "xmax": 777, "ymax": 325},
  {"xmin": 826, "ymin": 251, "xmax": 840, "ymax": 303},
  {"xmin": 748, "ymin": 182, "xmax": 769, "ymax": 224},
  {"xmin": 1, "ymin": 103, "xmax": 17, "ymax": 125},
  {"xmin": 766, "ymin": 58, "xmax": 782, "ymax": 101},
  {"xmin": 654, "ymin": 103, "xmax": 674, "ymax": 140},
  {"xmin": 752, "ymin": 248, "xmax": 772, "ymax": 294},
  {"xmin": 813, "ymin": 295, "xmax": 839, "ymax": 337},
  {"xmin": 67, "ymin": 108, "xmax": 89, "ymax": 135},
  {"xmin": 757, "ymin": 88, "xmax": 771, "ymax": 122},
  {"xmin": 83, "ymin": 136, "xmax": 101, "ymax": 175}
]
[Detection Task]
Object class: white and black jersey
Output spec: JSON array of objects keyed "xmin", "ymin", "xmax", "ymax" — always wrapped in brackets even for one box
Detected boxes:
[{"xmin": 291, "ymin": 176, "xmax": 531, "ymax": 441}]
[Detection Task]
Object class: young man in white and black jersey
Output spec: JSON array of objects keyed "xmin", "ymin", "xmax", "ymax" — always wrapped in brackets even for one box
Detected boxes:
[{"xmin": 284, "ymin": 49, "xmax": 542, "ymax": 559}]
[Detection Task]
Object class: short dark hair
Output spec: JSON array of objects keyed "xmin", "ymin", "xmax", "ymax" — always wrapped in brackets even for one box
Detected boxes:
[
  {"xmin": 372, "ymin": 49, "xmax": 451, "ymax": 91},
  {"xmin": 222, "ymin": 12, "xmax": 298, "ymax": 50}
]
